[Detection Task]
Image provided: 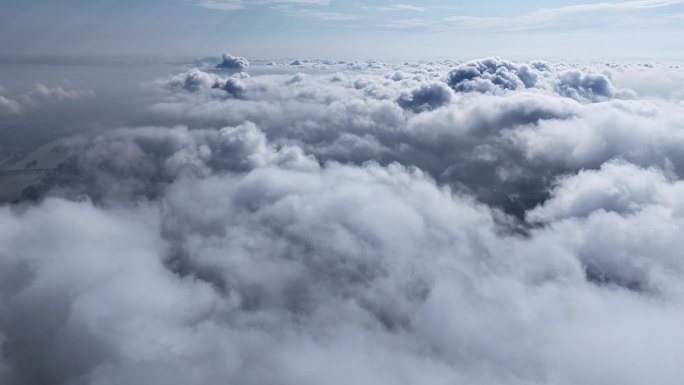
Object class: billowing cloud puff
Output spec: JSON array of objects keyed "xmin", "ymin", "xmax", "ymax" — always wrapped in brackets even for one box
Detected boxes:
[
  {"xmin": 397, "ymin": 82, "xmax": 453, "ymax": 112},
  {"xmin": 446, "ymin": 57, "xmax": 541, "ymax": 93},
  {"xmin": 147, "ymin": 60, "xmax": 684, "ymax": 218},
  {"xmin": 216, "ymin": 53, "xmax": 250, "ymax": 70},
  {"xmin": 37, "ymin": 123, "xmax": 315, "ymax": 201},
  {"xmin": 166, "ymin": 69, "xmax": 248, "ymax": 98},
  {"xmin": 527, "ymin": 160, "xmax": 684, "ymax": 293},
  {"xmin": 555, "ymin": 70, "xmax": 635, "ymax": 102},
  {"xmin": 215, "ymin": 75, "xmax": 248, "ymax": 98},
  {"xmin": 446, "ymin": 58, "xmax": 633, "ymax": 104},
  {"xmin": 167, "ymin": 68, "xmax": 220, "ymax": 92}
]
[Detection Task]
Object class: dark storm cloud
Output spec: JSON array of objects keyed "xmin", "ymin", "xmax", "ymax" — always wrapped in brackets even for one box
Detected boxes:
[{"xmin": 2, "ymin": 56, "xmax": 684, "ymax": 385}]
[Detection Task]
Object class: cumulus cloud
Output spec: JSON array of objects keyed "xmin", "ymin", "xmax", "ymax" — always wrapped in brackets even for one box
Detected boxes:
[
  {"xmin": 146, "ymin": 59, "xmax": 684, "ymax": 217},
  {"xmin": 526, "ymin": 160, "xmax": 684, "ymax": 293},
  {"xmin": 3, "ymin": 56, "xmax": 684, "ymax": 385},
  {"xmin": 555, "ymin": 69, "xmax": 636, "ymax": 102},
  {"xmin": 166, "ymin": 68, "xmax": 248, "ymax": 98},
  {"xmin": 446, "ymin": 57, "xmax": 541, "ymax": 93},
  {"xmin": 397, "ymin": 82, "xmax": 453, "ymax": 112},
  {"xmin": 446, "ymin": 58, "xmax": 634, "ymax": 103},
  {"xmin": 167, "ymin": 68, "xmax": 220, "ymax": 92},
  {"xmin": 215, "ymin": 53, "xmax": 250, "ymax": 70}
]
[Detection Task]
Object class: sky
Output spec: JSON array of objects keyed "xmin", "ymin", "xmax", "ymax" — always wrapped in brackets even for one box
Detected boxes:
[{"xmin": 1, "ymin": 0, "xmax": 683, "ymax": 60}]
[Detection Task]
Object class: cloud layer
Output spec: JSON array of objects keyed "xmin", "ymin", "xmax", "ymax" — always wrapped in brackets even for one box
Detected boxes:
[{"xmin": 2, "ymin": 56, "xmax": 684, "ymax": 385}]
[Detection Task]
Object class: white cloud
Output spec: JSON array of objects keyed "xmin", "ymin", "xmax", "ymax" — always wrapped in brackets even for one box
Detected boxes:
[
  {"xmin": 422, "ymin": 0, "xmax": 684, "ymax": 31},
  {"xmin": 368, "ymin": 4, "xmax": 427, "ymax": 12},
  {"xmin": 20, "ymin": 84, "xmax": 94, "ymax": 106},
  {"xmin": 215, "ymin": 53, "xmax": 250, "ymax": 70},
  {"xmin": 393, "ymin": 4, "xmax": 426, "ymax": 12},
  {"xmin": 4, "ymin": 56, "xmax": 684, "ymax": 384},
  {"xmin": 196, "ymin": 0, "xmax": 330, "ymax": 11},
  {"xmin": 0, "ymin": 84, "xmax": 93, "ymax": 115}
]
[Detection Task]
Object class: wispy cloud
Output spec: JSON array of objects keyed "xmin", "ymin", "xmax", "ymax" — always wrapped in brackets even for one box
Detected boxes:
[
  {"xmin": 288, "ymin": 8, "xmax": 361, "ymax": 20},
  {"xmin": 366, "ymin": 4, "xmax": 427, "ymax": 12},
  {"xmin": 394, "ymin": 4, "xmax": 426, "ymax": 12},
  {"xmin": 196, "ymin": 0, "xmax": 330, "ymax": 11},
  {"xmin": 197, "ymin": 1, "xmax": 244, "ymax": 11},
  {"xmin": 384, "ymin": 0, "xmax": 684, "ymax": 31},
  {"xmin": 445, "ymin": 0, "xmax": 684, "ymax": 30},
  {"xmin": 197, "ymin": 0, "xmax": 360, "ymax": 21}
]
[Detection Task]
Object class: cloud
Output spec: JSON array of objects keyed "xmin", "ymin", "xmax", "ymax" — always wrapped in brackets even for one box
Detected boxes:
[
  {"xmin": 4, "ymin": 56, "xmax": 684, "ymax": 385},
  {"xmin": 216, "ymin": 53, "xmax": 250, "ymax": 70},
  {"xmin": 555, "ymin": 70, "xmax": 634, "ymax": 102},
  {"xmin": 165, "ymin": 68, "xmax": 249, "ymax": 99},
  {"xmin": 288, "ymin": 8, "xmax": 360, "ymax": 20},
  {"xmin": 5, "ymin": 130, "xmax": 684, "ymax": 384},
  {"xmin": 446, "ymin": 58, "xmax": 633, "ymax": 102},
  {"xmin": 443, "ymin": 0, "xmax": 684, "ymax": 31},
  {"xmin": 196, "ymin": 0, "xmax": 330, "ymax": 11},
  {"xmin": 167, "ymin": 68, "xmax": 221, "ymax": 92},
  {"xmin": 397, "ymin": 82, "xmax": 452, "ymax": 112},
  {"xmin": 526, "ymin": 159, "xmax": 684, "ymax": 293},
  {"xmin": 22, "ymin": 84, "xmax": 94, "ymax": 104},
  {"xmin": 393, "ymin": 4, "xmax": 426, "ymax": 12},
  {"xmin": 446, "ymin": 58, "xmax": 541, "ymax": 93},
  {"xmin": 196, "ymin": 0, "xmax": 358, "ymax": 20},
  {"xmin": 368, "ymin": 4, "xmax": 427, "ymax": 12},
  {"xmin": 381, "ymin": 0, "xmax": 684, "ymax": 33},
  {"xmin": 0, "ymin": 84, "xmax": 93, "ymax": 115},
  {"xmin": 0, "ymin": 95, "xmax": 21, "ymax": 114},
  {"xmin": 146, "ymin": 58, "xmax": 684, "ymax": 221}
]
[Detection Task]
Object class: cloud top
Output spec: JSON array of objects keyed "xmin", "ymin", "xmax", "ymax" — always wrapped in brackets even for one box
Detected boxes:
[{"xmin": 216, "ymin": 53, "xmax": 250, "ymax": 70}]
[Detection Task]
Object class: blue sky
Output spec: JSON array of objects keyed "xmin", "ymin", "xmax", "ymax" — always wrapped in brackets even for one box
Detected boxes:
[{"xmin": 1, "ymin": 0, "xmax": 683, "ymax": 60}]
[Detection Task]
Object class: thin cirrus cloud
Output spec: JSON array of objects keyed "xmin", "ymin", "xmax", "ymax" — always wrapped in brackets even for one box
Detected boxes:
[
  {"xmin": 195, "ymin": 0, "xmax": 361, "ymax": 21},
  {"xmin": 196, "ymin": 0, "xmax": 330, "ymax": 11},
  {"xmin": 384, "ymin": 0, "xmax": 684, "ymax": 31},
  {"xmin": 367, "ymin": 4, "xmax": 427, "ymax": 12}
]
